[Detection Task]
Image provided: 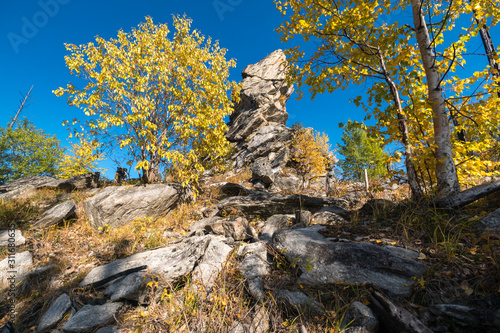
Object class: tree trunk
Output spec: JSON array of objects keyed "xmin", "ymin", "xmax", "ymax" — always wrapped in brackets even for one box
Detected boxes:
[
  {"xmin": 411, "ymin": 0, "xmax": 460, "ymax": 198},
  {"xmin": 379, "ymin": 51, "xmax": 423, "ymax": 199}
]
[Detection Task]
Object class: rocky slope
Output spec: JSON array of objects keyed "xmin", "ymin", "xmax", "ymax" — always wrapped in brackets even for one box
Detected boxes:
[{"xmin": 0, "ymin": 51, "xmax": 499, "ymax": 333}]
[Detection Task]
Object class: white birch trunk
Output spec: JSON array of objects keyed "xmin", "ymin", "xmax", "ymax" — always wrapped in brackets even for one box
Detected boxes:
[{"xmin": 411, "ymin": 0, "xmax": 460, "ymax": 198}]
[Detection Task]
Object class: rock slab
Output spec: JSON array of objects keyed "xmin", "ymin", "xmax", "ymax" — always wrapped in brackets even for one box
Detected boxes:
[
  {"xmin": 84, "ymin": 184, "xmax": 192, "ymax": 229},
  {"xmin": 62, "ymin": 302, "xmax": 122, "ymax": 333},
  {"xmin": 272, "ymin": 227, "xmax": 426, "ymax": 297},
  {"xmin": 0, "ymin": 230, "xmax": 26, "ymax": 247},
  {"xmin": 37, "ymin": 293, "xmax": 72, "ymax": 332},
  {"xmin": 0, "ymin": 251, "xmax": 33, "ymax": 290},
  {"xmin": 80, "ymin": 236, "xmax": 210, "ymax": 287},
  {"xmin": 32, "ymin": 200, "xmax": 76, "ymax": 229}
]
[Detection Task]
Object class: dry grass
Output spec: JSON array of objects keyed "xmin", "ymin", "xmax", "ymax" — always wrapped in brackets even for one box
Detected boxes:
[{"xmin": 1, "ymin": 174, "xmax": 499, "ymax": 332}]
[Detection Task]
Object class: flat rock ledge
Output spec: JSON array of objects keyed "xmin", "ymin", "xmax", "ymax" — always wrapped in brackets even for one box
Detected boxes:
[
  {"xmin": 62, "ymin": 302, "xmax": 122, "ymax": 333},
  {"xmin": 272, "ymin": 227, "xmax": 427, "ymax": 297},
  {"xmin": 80, "ymin": 236, "xmax": 210, "ymax": 288}
]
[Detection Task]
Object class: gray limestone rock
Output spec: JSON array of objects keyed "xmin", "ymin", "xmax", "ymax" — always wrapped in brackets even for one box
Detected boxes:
[
  {"xmin": 84, "ymin": 183, "xmax": 192, "ymax": 230},
  {"xmin": 0, "ymin": 176, "xmax": 55, "ymax": 193},
  {"xmin": 218, "ymin": 193, "xmax": 347, "ymax": 219},
  {"xmin": 251, "ymin": 158, "xmax": 275, "ymax": 186},
  {"xmin": 272, "ymin": 227, "xmax": 426, "ymax": 297},
  {"xmin": 476, "ymin": 207, "xmax": 500, "ymax": 233},
  {"xmin": 259, "ymin": 214, "xmax": 293, "ymax": 242},
  {"xmin": 32, "ymin": 200, "xmax": 76, "ymax": 229},
  {"xmin": 369, "ymin": 291, "xmax": 433, "ymax": 333},
  {"xmin": 191, "ymin": 236, "xmax": 233, "ymax": 294},
  {"xmin": 37, "ymin": 293, "xmax": 72, "ymax": 333},
  {"xmin": 0, "ymin": 251, "xmax": 33, "ymax": 290},
  {"xmin": 79, "ymin": 236, "xmax": 210, "ymax": 288},
  {"xmin": 271, "ymin": 176, "xmax": 300, "ymax": 194},
  {"xmin": 295, "ymin": 210, "xmax": 312, "ymax": 226},
  {"xmin": 313, "ymin": 206, "xmax": 350, "ymax": 225},
  {"xmin": 275, "ymin": 289, "xmax": 324, "ymax": 316},
  {"xmin": 238, "ymin": 241, "xmax": 269, "ymax": 301},
  {"xmin": 0, "ymin": 185, "xmax": 36, "ymax": 200},
  {"xmin": 189, "ymin": 216, "xmax": 251, "ymax": 241},
  {"xmin": 341, "ymin": 301, "xmax": 379, "ymax": 333},
  {"xmin": 204, "ymin": 216, "xmax": 251, "ymax": 241},
  {"xmin": 0, "ymin": 229, "xmax": 26, "ymax": 247},
  {"xmin": 62, "ymin": 302, "xmax": 122, "ymax": 333},
  {"xmin": 104, "ymin": 272, "xmax": 152, "ymax": 303},
  {"xmin": 226, "ymin": 50, "xmax": 294, "ymax": 173}
]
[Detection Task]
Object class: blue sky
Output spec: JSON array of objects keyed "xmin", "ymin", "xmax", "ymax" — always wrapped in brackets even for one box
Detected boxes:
[{"xmin": 1, "ymin": 1, "xmax": 498, "ymax": 179}]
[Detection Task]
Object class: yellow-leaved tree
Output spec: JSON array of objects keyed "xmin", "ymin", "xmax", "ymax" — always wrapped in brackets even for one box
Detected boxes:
[
  {"xmin": 275, "ymin": 0, "xmax": 500, "ymax": 199},
  {"xmin": 58, "ymin": 139, "xmax": 105, "ymax": 179},
  {"xmin": 54, "ymin": 16, "xmax": 241, "ymax": 185},
  {"xmin": 290, "ymin": 124, "xmax": 334, "ymax": 188}
]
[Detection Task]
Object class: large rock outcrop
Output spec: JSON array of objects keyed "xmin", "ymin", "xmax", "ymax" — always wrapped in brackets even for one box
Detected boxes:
[
  {"xmin": 83, "ymin": 183, "xmax": 192, "ymax": 230},
  {"xmin": 227, "ymin": 50, "xmax": 294, "ymax": 175}
]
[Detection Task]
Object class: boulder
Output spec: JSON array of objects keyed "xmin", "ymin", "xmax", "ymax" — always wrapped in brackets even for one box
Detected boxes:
[
  {"xmin": 218, "ymin": 192, "xmax": 347, "ymax": 219},
  {"xmin": 272, "ymin": 227, "xmax": 427, "ymax": 297},
  {"xmin": 226, "ymin": 50, "xmax": 293, "ymax": 143},
  {"xmin": 79, "ymin": 235, "xmax": 210, "ymax": 288},
  {"xmin": 62, "ymin": 302, "xmax": 122, "ymax": 333},
  {"xmin": 191, "ymin": 236, "xmax": 233, "ymax": 294},
  {"xmin": 103, "ymin": 271, "xmax": 153, "ymax": 303},
  {"xmin": 219, "ymin": 182, "xmax": 254, "ymax": 198},
  {"xmin": 0, "ymin": 185, "xmax": 36, "ymax": 200},
  {"xmin": 369, "ymin": 290, "xmax": 433, "ymax": 333},
  {"xmin": 232, "ymin": 126, "xmax": 292, "ymax": 171},
  {"xmin": 295, "ymin": 210, "xmax": 312, "ymax": 226},
  {"xmin": 0, "ymin": 176, "xmax": 55, "ymax": 193},
  {"xmin": 37, "ymin": 293, "xmax": 72, "ymax": 333},
  {"xmin": 237, "ymin": 242, "xmax": 269, "ymax": 301},
  {"xmin": 0, "ymin": 251, "xmax": 33, "ymax": 290},
  {"xmin": 476, "ymin": 207, "xmax": 500, "ymax": 233},
  {"xmin": 0, "ymin": 173, "xmax": 100, "ymax": 196},
  {"xmin": 32, "ymin": 200, "xmax": 76, "ymax": 229},
  {"xmin": 340, "ymin": 301, "xmax": 379, "ymax": 333},
  {"xmin": 204, "ymin": 216, "xmax": 251, "ymax": 241},
  {"xmin": 251, "ymin": 158, "xmax": 275, "ymax": 186},
  {"xmin": 83, "ymin": 183, "xmax": 193, "ymax": 230},
  {"xmin": 259, "ymin": 214, "xmax": 293, "ymax": 242},
  {"xmin": 54, "ymin": 172, "xmax": 100, "ymax": 192},
  {"xmin": 313, "ymin": 206, "xmax": 349, "ymax": 225},
  {"xmin": 271, "ymin": 176, "xmax": 300, "ymax": 194},
  {"xmin": 0, "ymin": 229, "xmax": 26, "ymax": 247},
  {"xmin": 275, "ymin": 290, "xmax": 324, "ymax": 316},
  {"xmin": 188, "ymin": 216, "xmax": 251, "ymax": 241}
]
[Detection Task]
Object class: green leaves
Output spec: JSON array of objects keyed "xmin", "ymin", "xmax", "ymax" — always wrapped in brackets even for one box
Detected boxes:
[
  {"xmin": 0, "ymin": 118, "xmax": 63, "ymax": 184},
  {"xmin": 337, "ymin": 121, "xmax": 388, "ymax": 182}
]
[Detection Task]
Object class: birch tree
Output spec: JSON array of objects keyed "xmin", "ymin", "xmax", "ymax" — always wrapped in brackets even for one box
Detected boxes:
[
  {"xmin": 275, "ymin": 0, "xmax": 500, "ymax": 198},
  {"xmin": 55, "ymin": 16, "xmax": 241, "ymax": 185}
]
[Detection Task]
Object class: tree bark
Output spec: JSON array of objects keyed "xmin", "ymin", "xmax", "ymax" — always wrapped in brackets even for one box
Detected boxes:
[
  {"xmin": 411, "ymin": 0, "xmax": 460, "ymax": 198},
  {"xmin": 379, "ymin": 51, "xmax": 423, "ymax": 199}
]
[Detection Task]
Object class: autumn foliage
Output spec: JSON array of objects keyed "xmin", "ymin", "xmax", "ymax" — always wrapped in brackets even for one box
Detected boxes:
[
  {"xmin": 290, "ymin": 124, "xmax": 334, "ymax": 187},
  {"xmin": 54, "ymin": 16, "xmax": 241, "ymax": 185},
  {"xmin": 275, "ymin": 0, "xmax": 500, "ymax": 197},
  {"xmin": 57, "ymin": 139, "xmax": 105, "ymax": 179}
]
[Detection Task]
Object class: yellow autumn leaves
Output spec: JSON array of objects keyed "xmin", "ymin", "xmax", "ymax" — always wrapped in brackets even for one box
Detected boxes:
[
  {"xmin": 275, "ymin": 0, "xmax": 500, "ymax": 189},
  {"xmin": 54, "ymin": 16, "xmax": 241, "ymax": 185}
]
